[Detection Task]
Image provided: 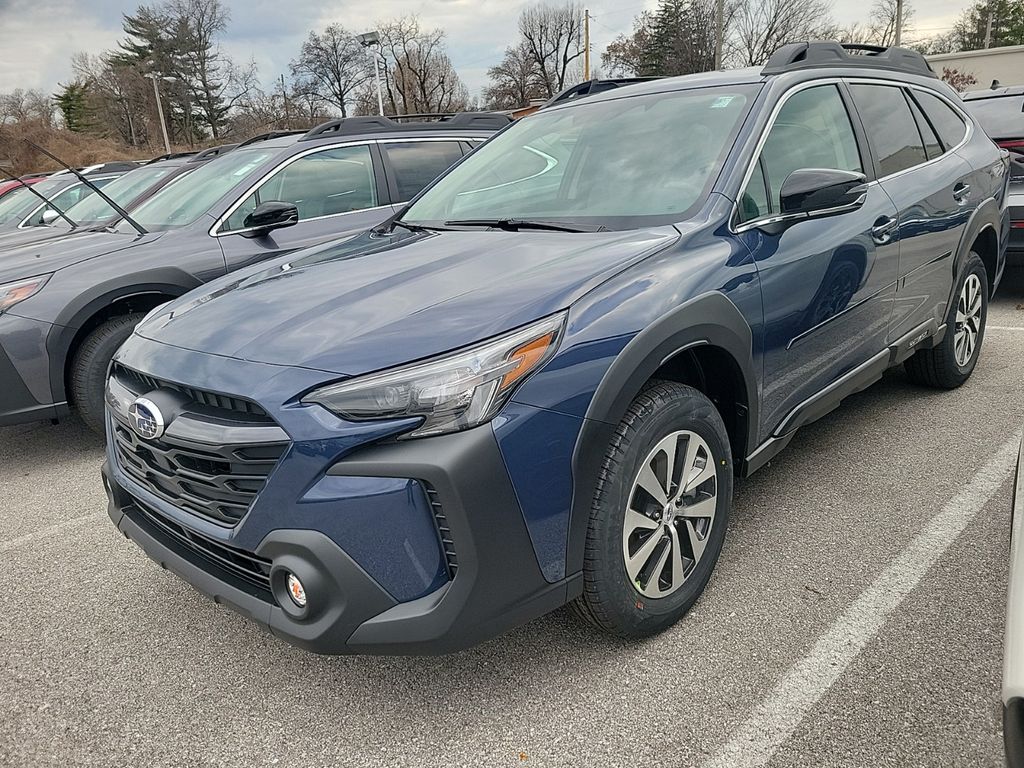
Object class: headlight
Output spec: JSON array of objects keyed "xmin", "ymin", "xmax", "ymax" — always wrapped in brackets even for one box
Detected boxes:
[
  {"xmin": 0, "ymin": 275, "xmax": 50, "ymax": 314},
  {"xmin": 303, "ymin": 312, "xmax": 566, "ymax": 438}
]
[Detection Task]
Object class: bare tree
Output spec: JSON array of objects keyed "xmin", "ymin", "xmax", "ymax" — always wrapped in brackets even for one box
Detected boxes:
[
  {"xmin": 866, "ymin": 0, "xmax": 914, "ymax": 45},
  {"xmin": 729, "ymin": 0, "xmax": 837, "ymax": 66},
  {"xmin": 290, "ymin": 25, "xmax": 371, "ymax": 117},
  {"xmin": 0, "ymin": 89, "xmax": 56, "ymax": 127},
  {"xmin": 483, "ymin": 42, "xmax": 547, "ymax": 109},
  {"xmin": 72, "ymin": 53, "xmax": 153, "ymax": 146},
  {"xmin": 519, "ymin": 2, "xmax": 585, "ymax": 97},
  {"xmin": 364, "ymin": 17, "xmax": 469, "ymax": 115}
]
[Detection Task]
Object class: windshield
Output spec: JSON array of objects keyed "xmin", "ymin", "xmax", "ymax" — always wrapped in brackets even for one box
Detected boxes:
[
  {"xmin": 0, "ymin": 178, "xmax": 66, "ymax": 224},
  {"xmin": 115, "ymin": 149, "xmax": 275, "ymax": 233},
  {"xmin": 64, "ymin": 164, "xmax": 178, "ymax": 226},
  {"xmin": 403, "ymin": 85, "xmax": 757, "ymax": 230}
]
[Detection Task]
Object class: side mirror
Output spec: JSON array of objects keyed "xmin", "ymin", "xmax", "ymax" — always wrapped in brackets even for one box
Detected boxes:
[
  {"xmin": 241, "ymin": 201, "xmax": 299, "ymax": 238},
  {"xmin": 779, "ymin": 168, "xmax": 867, "ymax": 218},
  {"xmin": 40, "ymin": 208, "xmax": 59, "ymax": 226}
]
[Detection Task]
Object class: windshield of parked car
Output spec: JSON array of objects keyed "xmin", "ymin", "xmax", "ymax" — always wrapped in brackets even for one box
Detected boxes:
[
  {"xmin": 0, "ymin": 178, "xmax": 66, "ymax": 224},
  {"xmin": 115, "ymin": 149, "xmax": 275, "ymax": 233},
  {"xmin": 402, "ymin": 85, "xmax": 758, "ymax": 230},
  {"xmin": 63, "ymin": 164, "xmax": 179, "ymax": 227}
]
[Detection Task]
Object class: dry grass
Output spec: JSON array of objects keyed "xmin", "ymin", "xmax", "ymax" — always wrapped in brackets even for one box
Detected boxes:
[{"xmin": 0, "ymin": 120, "xmax": 169, "ymax": 175}]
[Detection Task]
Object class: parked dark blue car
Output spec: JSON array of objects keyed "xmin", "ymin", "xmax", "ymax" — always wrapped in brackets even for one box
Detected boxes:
[{"xmin": 103, "ymin": 43, "xmax": 1010, "ymax": 654}]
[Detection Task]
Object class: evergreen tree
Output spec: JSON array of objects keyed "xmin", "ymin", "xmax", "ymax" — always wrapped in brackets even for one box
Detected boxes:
[{"xmin": 53, "ymin": 82, "xmax": 93, "ymax": 133}]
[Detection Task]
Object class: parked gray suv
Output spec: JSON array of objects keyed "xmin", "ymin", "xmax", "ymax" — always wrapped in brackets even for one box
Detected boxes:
[{"xmin": 0, "ymin": 113, "xmax": 509, "ymax": 432}]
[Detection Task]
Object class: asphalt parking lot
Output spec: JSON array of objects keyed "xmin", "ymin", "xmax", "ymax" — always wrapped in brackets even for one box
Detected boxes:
[{"xmin": 2, "ymin": 268, "xmax": 1023, "ymax": 768}]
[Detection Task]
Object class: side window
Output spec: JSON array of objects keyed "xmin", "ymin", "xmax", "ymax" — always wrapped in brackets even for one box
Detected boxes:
[
  {"xmin": 915, "ymin": 91, "xmax": 968, "ymax": 150},
  {"xmin": 906, "ymin": 92, "xmax": 943, "ymax": 159},
  {"xmin": 28, "ymin": 180, "xmax": 111, "ymax": 226},
  {"xmin": 738, "ymin": 84, "xmax": 861, "ymax": 222},
  {"xmin": 381, "ymin": 141, "xmax": 465, "ymax": 202},
  {"xmin": 849, "ymin": 84, "xmax": 928, "ymax": 176},
  {"xmin": 223, "ymin": 144, "xmax": 377, "ymax": 233}
]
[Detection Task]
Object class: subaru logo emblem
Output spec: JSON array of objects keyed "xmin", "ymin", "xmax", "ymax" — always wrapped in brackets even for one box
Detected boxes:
[{"xmin": 127, "ymin": 396, "xmax": 165, "ymax": 440}]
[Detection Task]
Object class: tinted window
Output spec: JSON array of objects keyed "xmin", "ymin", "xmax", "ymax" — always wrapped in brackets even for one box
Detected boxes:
[
  {"xmin": 0, "ymin": 178, "xmax": 66, "ymax": 224},
  {"xmin": 403, "ymin": 86, "xmax": 757, "ymax": 230},
  {"xmin": 906, "ymin": 94, "xmax": 943, "ymax": 159},
  {"xmin": 962, "ymin": 94, "xmax": 1023, "ymax": 139},
  {"xmin": 915, "ymin": 91, "xmax": 969, "ymax": 149},
  {"xmin": 382, "ymin": 141, "xmax": 464, "ymax": 202},
  {"xmin": 740, "ymin": 85, "xmax": 861, "ymax": 222},
  {"xmin": 224, "ymin": 144, "xmax": 377, "ymax": 232},
  {"xmin": 851, "ymin": 84, "xmax": 928, "ymax": 176},
  {"xmin": 64, "ymin": 164, "xmax": 176, "ymax": 226}
]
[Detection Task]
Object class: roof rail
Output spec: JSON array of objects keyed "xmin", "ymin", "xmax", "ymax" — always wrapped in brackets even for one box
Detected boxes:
[
  {"xmin": 298, "ymin": 111, "xmax": 511, "ymax": 141},
  {"xmin": 190, "ymin": 143, "xmax": 239, "ymax": 161},
  {"xmin": 144, "ymin": 151, "xmax": 197, "ymax": 164},
  {"xmin": 761, "ymin": 41, "xmax": 937, "ymax": 79},
  {"xmin": 544, "ymin": 77, "xmax": 663, "ymax": 108},
  {"xmin": 237, "ymin": 129, "xmax": 306, "ymax": 148}
]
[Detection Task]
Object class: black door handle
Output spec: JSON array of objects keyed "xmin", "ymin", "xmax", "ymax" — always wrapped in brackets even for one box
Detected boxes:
[{"xmin": 953, "ymin": 182, "xmax": 971, "ymax": 203}]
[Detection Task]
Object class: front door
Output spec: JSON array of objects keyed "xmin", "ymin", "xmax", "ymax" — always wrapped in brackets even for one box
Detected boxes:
[{"xmin": 734, "ymin": 83, "xmax": 900, "ymax": 438}]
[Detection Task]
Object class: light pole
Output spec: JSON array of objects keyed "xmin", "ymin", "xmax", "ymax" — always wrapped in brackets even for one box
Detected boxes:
[
  {"xmin": 358, "ymin": 31, "xmax": 385, "ymax": 116},
  {"xmin": 144, "ymin": 72, "xmax": 175, "ymax": 153}
]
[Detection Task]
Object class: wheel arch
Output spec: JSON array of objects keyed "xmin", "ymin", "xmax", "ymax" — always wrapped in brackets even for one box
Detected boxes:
[
  {"xmin": 565, "ymin": 291, "xmax": 758, "ymax": 576},
  {"xmin": 953, "ymin": 196, "xmax": 1002, "ymax": 299},
  {"xmin": 48, "ymin": 271, "xmax": 200, "ymax": 403}
]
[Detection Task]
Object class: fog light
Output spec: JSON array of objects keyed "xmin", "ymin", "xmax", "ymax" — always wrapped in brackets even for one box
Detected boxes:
[{"xmin": 285, "ymin": 573, "xmax": 307, "ymax": 607}]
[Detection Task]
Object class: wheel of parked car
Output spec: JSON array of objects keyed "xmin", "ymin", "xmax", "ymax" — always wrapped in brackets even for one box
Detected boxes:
[
  {"xmin": 905, "ymin": 252, "xmax": 989, "ymax": 389},
  {"xmin": 572, "ymin": 381, "xmax": 733, "ymax": 638},
  {"xmin": 70, "ymin": 313, "xmax": 145, "ymax": 434}
]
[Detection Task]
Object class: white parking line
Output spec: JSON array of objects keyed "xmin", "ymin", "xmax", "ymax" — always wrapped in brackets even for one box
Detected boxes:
[
  {"xmin": 989, "ymin": 326, "xmax": 1024, "ymax": 331},
  {"xmin": 703, "ymin": 432, "xmax": 1022, "ymax": 768},
  {"xmin": 0, "ymin": 513, "xmax": 103, "ymax": 554}
]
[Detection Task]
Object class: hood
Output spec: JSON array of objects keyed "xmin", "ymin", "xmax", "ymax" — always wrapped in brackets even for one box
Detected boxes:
[
  {"xmin": 138, "ymin": 226, "xmax": 678, "ymax": 376},
  {"xmin": 0, "ymin": 224, "xmax": 83, "ymax": 253},
  {"xmin": 0, "ymin": 229, "xmax": 162, "ymax": 283}
]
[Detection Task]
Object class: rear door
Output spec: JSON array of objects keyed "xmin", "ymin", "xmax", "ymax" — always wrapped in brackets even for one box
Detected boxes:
[
  {"xmin": 215, "ymin": 142, "xmax": 391, "ymax": 273},
  {"xmin": 735, "ymin": 82, "xmax": 900, "ymax": 435},
  {"xmin": 847, "ymin": 83, "xmax": 973, "ymax": 339},
  {"xmin": 377, "ymin": 138, "xmax": 467, "ymax": 205}
]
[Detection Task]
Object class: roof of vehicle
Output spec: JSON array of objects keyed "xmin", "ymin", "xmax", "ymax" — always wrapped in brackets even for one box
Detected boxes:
[
  {"xmin": 544, "ymin": 43, "xmax": 943, "ymax": 111},
  {"xmin": 962, "ymin": 85, "xmax": 1024, "ymax": 100}
]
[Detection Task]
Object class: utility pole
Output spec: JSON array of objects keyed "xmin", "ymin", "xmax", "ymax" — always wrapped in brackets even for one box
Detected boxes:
[
  {"xmin": 894, "ymin": 0, "xmax": 903, "ymax": 45},
  {"xmin": 984, "ymin": 2, "xmax": 994, "ymax": 48},
  {"xmin": 714, "ymin": 0, "xmax": 725, "ymax": 70},
  {"xmin": 280, "ymin": 74, "xmax": 289, "ymax": 124},
  {"xmin": 145, "ymin": 73, "xmax": 171, "ymax": 154},
  {"xmin": 584, "ymin": 9, "xmax": 591, "ymax": 80}
]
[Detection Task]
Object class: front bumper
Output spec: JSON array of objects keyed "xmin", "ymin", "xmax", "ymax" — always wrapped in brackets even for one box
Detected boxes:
[
  {"xmin": 104, "ymin": 417, "xmax": 580, "ymax": 655},
  {"xmin": 0, "ymin": 312, "xmax": 66, "ymax": 426}
]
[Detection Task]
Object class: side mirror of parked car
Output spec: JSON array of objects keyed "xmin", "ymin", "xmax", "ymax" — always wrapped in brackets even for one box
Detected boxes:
[
  {"xmin": 40, "ymin": 208, "xmax": 60, "ymax": 226},
  {"xmin": 241, "ymin": 201, "xmax": 299, "ymax": 238},
  {"xmin": 779, "ymin": 168, "xmax": 867, "ymax": 219}
]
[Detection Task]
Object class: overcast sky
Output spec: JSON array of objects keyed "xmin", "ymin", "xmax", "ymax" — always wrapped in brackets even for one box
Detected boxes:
[{"xmin": 0, "ymin": 0, "xmax": 971, "ymax": 100}]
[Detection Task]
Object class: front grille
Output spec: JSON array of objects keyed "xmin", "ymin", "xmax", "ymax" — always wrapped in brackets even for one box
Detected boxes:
[
  {"xmin": 112, "ymin": 363, "xmax": 271, "ymax": 420},
  {"xmin": 113, "ymin": 422, "xmax": 287, "ymax": 525},
  {"xmin": 110, "ymin": 364, "xmax": 289, "ymax": 526},
  {"xmin": 425, "ymin": 483, "xmax": 458, "ymax": 578},
  {"xmin": 129, "ymin": 498, "xmax": 273, "ymax": 600}
]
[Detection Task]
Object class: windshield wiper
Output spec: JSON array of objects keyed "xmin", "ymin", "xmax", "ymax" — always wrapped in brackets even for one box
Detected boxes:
[{"xmin": 444, "ymin": 218, "xmax": 605, "ymax": 233}]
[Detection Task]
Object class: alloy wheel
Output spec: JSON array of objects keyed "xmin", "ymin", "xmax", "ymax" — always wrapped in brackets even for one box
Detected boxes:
[
  {"xmin": 622, "ymin": 430, "xmax": 718, "ymax": 599},
  {"xmin": 954, "ymin": 273, "xmax": 983, "ymax": 367}
]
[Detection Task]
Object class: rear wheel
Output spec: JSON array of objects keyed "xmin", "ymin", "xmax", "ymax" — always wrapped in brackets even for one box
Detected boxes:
[
  {"xmin": 572, "ymin": 381, "xmax": 732, "ymax": 638},
  {"xmin": 905, "ymin": 252, "xmax": 988, "ymax": 389},
  {"xmin": 70, "ymin": 313, "xmax": 144, "ymax": 434}
]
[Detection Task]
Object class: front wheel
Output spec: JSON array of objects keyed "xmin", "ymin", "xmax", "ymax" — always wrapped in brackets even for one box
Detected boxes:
[
  {"xmin": 571, "ymin": 381, "xmax": 733, "ymax": 638},
  {"xmin": 70, "ymin": 313, "xmax": 144, "ymax": 434},
  {"xmin": 905, "ymin": 252, "xmax": 988, "ymax": 389}
]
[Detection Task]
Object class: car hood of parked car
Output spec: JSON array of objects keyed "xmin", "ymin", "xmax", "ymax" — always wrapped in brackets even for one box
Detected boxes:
[
  {"xmin": 0, "ymin": 222, "xmax": 89, "ymax": 253},
  {"xmin": 0, "ymin": 229, "xmax": 160, "ymax": 283},
  {"xmin": 137, "ymin": 226, "xmax": 680, "ymax": 376}
]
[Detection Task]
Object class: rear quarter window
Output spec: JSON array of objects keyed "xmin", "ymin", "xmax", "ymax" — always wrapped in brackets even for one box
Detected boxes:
[{"xmin": 915, "ymin": 91, "xmax": 968, "ymax": 149}]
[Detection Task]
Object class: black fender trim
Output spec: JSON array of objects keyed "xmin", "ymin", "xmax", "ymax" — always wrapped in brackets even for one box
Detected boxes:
[
  {"xmin": 46, "ymin": 271, "xmax": 199, "ymax": 401},
  {"xmin": 565, "ymin": 291, "xmax": 758, "ymax": 576},
  {"xmin": 950, "ymin": 195, "xmax": 1002, "ymax": 299}
]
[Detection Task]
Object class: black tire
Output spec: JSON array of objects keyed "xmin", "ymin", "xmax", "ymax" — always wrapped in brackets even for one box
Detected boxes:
[
  {"xmin": 905, "ymin": 252, "xmax": 988, "ymax": 389},
  {"xmin": 571, "ymin": 380, "xmax": 733, "ymax": 638},
  {"xmin": 70, "ymin": 313, "xmax": 144, "ymax": 434}
]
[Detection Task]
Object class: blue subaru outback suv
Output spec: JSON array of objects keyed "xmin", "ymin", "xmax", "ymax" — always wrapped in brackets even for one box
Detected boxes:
[{"xmin": 103, "ymin": 43, "xmax": 1010, "ymax": 654}]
